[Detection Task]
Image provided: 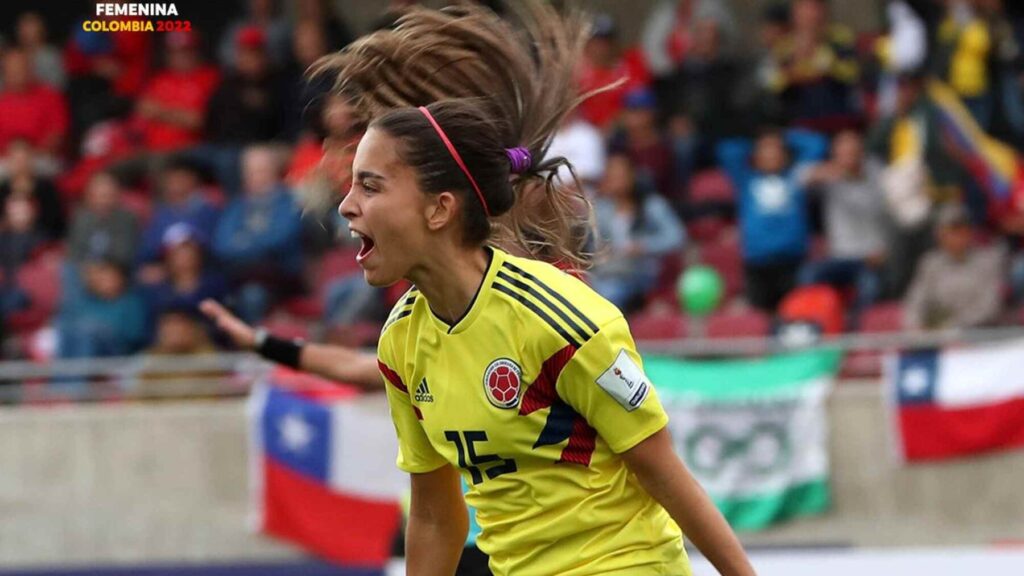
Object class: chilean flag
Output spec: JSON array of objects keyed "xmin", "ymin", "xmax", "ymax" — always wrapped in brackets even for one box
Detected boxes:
[
  {"xmin": 248, "ymin": 374, "xmax": 405, "ymax": 567},
  {"xmin": 886, "ymin": 340, "xmax": 1024, "ymax": 462}
]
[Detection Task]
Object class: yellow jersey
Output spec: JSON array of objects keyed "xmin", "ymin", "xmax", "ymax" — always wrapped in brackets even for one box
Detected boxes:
[{"xmin": 378, "ymin": 247, "xmax": 690, "ymax": 576}]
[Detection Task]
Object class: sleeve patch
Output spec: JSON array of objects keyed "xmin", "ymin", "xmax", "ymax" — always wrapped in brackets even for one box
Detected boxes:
[{"xmin": 596, "ymin": 349, "xmax": 650, "ymax": 412}]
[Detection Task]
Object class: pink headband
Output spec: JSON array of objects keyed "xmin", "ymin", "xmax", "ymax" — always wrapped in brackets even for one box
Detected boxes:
[{"xmin": 417, "ymin": 106, "xmax": 491, "ymax": 218}]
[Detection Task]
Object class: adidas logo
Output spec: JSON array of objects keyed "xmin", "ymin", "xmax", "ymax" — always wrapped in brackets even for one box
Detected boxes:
[{"xmin": 414, "ymin": 378, "xmax": 434, "ymax": 403}]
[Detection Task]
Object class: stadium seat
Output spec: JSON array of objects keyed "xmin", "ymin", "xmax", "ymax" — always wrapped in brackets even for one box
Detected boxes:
[
  {"xmin": 628, "ymin": 311, "xmax": 687, "ymax": 341},
  {"xmin": 706, "ymin": 309, "xmax": 771, "ymax": 339},
  {"xmin": 6, "ymin": 256, "xmax": 61, "ymax": 333},
  {"xmin": 264, "ymin": 315, "xmax": 311, "ymax": 342},
  {"xmin": 121, "ymin": 192, "xmax": 153, "ymax": 225},
  {"xmin": 646, "ymin": 252, "xmax": 685, "ymax": 308},
  {"xmin": 688, "ymin": 169, "xmax": 735, "ymax": 205},
  {"xmin": 859, "ymin": 301, "xmax": 905, "ymax": 333},
  {"xmin": 698, "ymin": 238, "xmax": 743, "ymax": 301}
]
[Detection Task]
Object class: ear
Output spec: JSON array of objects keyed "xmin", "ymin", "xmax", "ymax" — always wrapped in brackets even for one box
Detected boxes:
[{"xmin": 424, "ymin": 191, "xmax": 459, "ymax": 232}]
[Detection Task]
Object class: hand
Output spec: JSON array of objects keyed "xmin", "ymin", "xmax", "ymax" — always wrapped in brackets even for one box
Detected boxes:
[{"xmin": 200, "ymin": 299, "xmax": 257, "ymax": 349}]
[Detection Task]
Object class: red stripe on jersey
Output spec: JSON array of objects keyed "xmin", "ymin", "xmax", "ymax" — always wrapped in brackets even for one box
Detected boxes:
[
  {"xmin": 413, "ymin": 406, "xmax": 424, "ymax": 420},
  {"xmin": 559, "ymin": 416, "xmax": 598, "ymax": 466},
  {"xmin": 519, "ymin": 345, "xmax": 576, "ymax": 416},
  {"xmin": 378, "ymin": 360, "xmax": 408, "ymax": 393}
]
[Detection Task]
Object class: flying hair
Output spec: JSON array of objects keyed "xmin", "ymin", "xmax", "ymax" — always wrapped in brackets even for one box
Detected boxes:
[{"xmin": 311, "ymin": 0, "xmax": 619, "ymax": 270}]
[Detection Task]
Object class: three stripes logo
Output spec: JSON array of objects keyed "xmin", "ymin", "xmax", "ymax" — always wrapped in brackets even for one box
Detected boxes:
[
  {"xmin": 492, "ymin": 261, "xmax": 600, "ymax": 350},
  {"xmin": 415, "ymin": 378, "xmax": 434, "ymax": 403}
]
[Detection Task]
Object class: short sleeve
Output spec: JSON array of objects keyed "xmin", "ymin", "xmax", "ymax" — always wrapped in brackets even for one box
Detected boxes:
[
  {"xmin": 378, "ymin": 338, "xmax": 447, "ymax": 474},
  {"xmin": 555, "ymin": 315, "xmax": 669, "ymax": 453}
]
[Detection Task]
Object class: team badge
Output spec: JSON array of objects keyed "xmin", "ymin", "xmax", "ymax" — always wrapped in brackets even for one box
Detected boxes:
[{"xmin": 483, "ymin": 358, "xmax": 522, "ymax": 409}]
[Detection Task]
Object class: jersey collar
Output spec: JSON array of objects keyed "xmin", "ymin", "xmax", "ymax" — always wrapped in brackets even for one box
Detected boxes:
[{"xmin": 426, "ymin": 246, "xmax": 505, "ymax": 335}]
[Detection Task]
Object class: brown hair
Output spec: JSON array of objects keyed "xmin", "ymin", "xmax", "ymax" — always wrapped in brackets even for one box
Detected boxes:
[{"xmin": 311, "ymin": 1, "xmax": 607, "ymax": 269}]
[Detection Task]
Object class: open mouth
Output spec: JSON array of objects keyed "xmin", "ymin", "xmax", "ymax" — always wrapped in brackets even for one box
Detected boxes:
[{"xmin": 351, "ymin": 229, "xmax": 376, "ymax": 264}]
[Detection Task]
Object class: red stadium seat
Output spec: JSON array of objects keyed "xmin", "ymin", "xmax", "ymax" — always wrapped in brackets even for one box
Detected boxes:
[
  {"xmin": 628, "ymin": 311, "xmax": 687, "ymax": 341},
  {"xmin": 698, "ymin": 238, "xmax": 743, "ymax": 301},
  {"xmin": 646, "ymin": 252, "xmax": 685, "ymax": 308},
  {"xmin": 6, "ymin": 256, "xmax": 61, "ymax": 333},
  {"xmin": 859, "ymin": 301, "xmax": 905, "ymax": 333},
  {"xmin": 706, "ymin": 309, "xmax": 771, "ymax": 339},
  {"xmin": 264, "ymin": 315, "xmax": 311, "ymax": 341},
  {"xmin": 688, "ymin": 169, "xmax": 735, "ymax": 205}
]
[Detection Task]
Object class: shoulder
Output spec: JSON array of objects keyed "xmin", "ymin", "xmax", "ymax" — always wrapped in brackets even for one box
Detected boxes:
[
  {"xmin": 380, "ymin": 285, "xmax": 420, "ymax": 339},
  {"xmin": 492, "ymin": 254, "xmax": 622, "ymax": 349}
]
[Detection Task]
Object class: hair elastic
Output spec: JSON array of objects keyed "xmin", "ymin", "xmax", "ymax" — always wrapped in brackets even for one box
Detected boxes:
[
  {"xmin": 417, "ymin": 106, "xmax": 491, "ymax": 217},
  {"xmin": 505, "ymin": 146, "xmax": 532, "ymax": 174}
]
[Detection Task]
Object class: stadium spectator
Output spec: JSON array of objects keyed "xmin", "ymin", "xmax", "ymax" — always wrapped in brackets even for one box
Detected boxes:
[
  {"xmin": 213, "ymin": 146, "xmax": 303, "ymax": 324},
  {"xmin": 201, "ymin": 26, "xmax": 284, "ymax": 194},
  {"xmin": 67, "ymin": 171, "xmax": 137, "ymax": 270},
  {"xmin": 547, "ymin": 114, "xmax": 606, "ymax": 195},
  {"xmin": 206, "ymin": 26, "xmax": 284, "ymax": 145},
  {"xmin": 15, "ymin": 12, "xmax": 65, "ymax": 90},
  {"xmin": 867, "ymin": 72, "xmax": 968, "ymax": 296},
  {"xmin": 717, "ymin": 128, "xmax": 829, "ymax": 311},
  {"xmin": 292, "ymin": 0, "xmax": 355, "ymax": 51},
  {"xmin": 0, "ymin": 196, "xmax": 41, "ymax": 317},
  {"xmin": 132, "ymin": 306, "xmax": 223, "ymax": 398},
  {"xmin": 662, "ymin": 17, "xmax": 748, "ymax": 147},
  {"xmin": 0, "ymin": 139, "xmax": 65, "ymax": 240},
  {"xmin": 56, "ymin": 256, "xmax": 147, "ymax": 360},
  {"xmin": 641, "ymin": 0, "xmax": 737, "ymax": 81},
  {"xmin": 798, "ymin": 129, "xmax": 887, "ymax": 320},
  {"xmin": 218, "ymin": 0, "xmax": 291, "ymax": 68},
  {"xmin": 760, "ymin": 0, "xmax": 861, "ymax": 133},
  {"xmin": 282, "ymin": 20, "xmax": 334, "ymax": 141},
  {"xmin": 904, "ymin": 203, "xmax": 1005, "ymax": 330},
  {"xmin": 143, "ymin": 223, "xmax": 227, "ymax": 321},
  {"xmin": 591, "ymin": 151, "xmax": 686, "ymax": 312},
  {"xmin": 64, "ymin": 13, "xmax": 151, "ymax": 152},
  {"xmin": 0, "ymin": 48, "xmax": 69, "ymax": 162},
  {"xmin": 576, "ymin": 14, "xmax": 650, "ymax": 132},
  {"xmin": 609, "ymin": 89, "xmax": 679, "ymax": 202},
  {"xmin": 138, "ymin": 157, "xmax": 221, "ymax": 270},
  {"xmin": 133, "ymin": 31, "xmax": 220, "ymax": 153},
  {"xmin": 933, "ymin": 0, "xmax": 993, "ymax": 128}
]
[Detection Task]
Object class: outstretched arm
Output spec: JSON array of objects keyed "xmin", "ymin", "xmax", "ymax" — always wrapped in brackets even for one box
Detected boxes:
[
  {"xmin": 199, "ymin": 299, "xmax": 382, "ymax": 390},
  {"xmin": 622, "ymin": 427, "xmax": 755, "ymax": 576}
]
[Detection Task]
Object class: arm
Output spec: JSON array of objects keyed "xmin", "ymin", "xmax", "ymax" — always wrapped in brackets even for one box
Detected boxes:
[
  {"xmin": 199, "ymin": 299, "xmax": 383, "ymax": 389},
  {"xmin": 785, "ymin": 129, "xmax": 830, "ymax": 165},
  {"xmin": 636, "ymin": 196, "xmax": 686, "ymax": 256},
  {"xmin": 715, "ymin": 138, "xmax": 754, "ymax": 186},
  {"xmin": 406, "ymin": 465, "xmax": 469, "ymax": 576},
  {"xmin": 902, "ymin": 256, "xmax": 931, "ymax": 330},
  {"xmin": 622, "ymin": 428, "xmax": 755, "ymax": 576}
]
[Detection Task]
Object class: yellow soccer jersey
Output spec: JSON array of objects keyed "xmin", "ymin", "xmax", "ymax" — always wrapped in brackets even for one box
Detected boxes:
[{"xmin": 377, "ymin": 247, "xmax": 690, "ymax": 576}]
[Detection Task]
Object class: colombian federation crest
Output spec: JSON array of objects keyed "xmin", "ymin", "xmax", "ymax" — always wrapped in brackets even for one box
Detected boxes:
[{"xmin": 483, "ymin": 358, "xmax": 522, "ymax": 409}]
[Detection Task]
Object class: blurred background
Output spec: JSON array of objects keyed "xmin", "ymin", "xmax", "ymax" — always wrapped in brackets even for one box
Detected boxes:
[{"xmin": 1, "ymin": 0, "xmax": 1024, "ymax": 574}]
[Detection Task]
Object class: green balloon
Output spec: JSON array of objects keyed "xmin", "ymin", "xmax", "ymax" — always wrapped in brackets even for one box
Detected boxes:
[{"xmin": 678, "ymin": 266, "xmax": 724, "ymax": 315}]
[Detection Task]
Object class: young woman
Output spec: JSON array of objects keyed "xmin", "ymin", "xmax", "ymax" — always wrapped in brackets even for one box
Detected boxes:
[{"xmin": 330, "ymin": 4, "xmax": 754, "ymax": 576}]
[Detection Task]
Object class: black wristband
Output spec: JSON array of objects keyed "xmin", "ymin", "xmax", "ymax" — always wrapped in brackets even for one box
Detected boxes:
[{"xmin": 257, "ymin": 334, "xmax": 304, "ymax": 369}]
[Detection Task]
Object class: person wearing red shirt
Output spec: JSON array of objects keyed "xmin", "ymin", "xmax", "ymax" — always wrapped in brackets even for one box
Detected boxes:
[
  {"xmin": 0, "ymin": 49, "xmax": 69, "ymax": 158},
  {"xmin": 576, "ymin": 15, "xmax": 650, "ymax": 132},
  {"xmin": 134, "ymin": 31, "xmax": 220, "ymax": 152}
]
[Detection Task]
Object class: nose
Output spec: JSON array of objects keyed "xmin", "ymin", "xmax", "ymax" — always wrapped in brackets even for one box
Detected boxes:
[{"xmin": 338, "ymin": 188, "xmax": 357, "ymax": 220}]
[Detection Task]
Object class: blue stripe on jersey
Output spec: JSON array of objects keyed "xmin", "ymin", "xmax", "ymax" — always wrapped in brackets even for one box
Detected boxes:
[{"xmin": 532, "ymin": 398, "xmax": 578, "ymax": 449}]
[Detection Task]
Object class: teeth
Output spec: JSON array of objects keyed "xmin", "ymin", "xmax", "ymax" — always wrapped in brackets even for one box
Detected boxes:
[{"xmin": 350, "ymin": 230, "xmax": 362, "ymax": 239}]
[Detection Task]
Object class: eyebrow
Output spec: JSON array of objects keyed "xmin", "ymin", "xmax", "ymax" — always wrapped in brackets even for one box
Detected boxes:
[{"xmin": 356, "ymin": 170, "xmax": 385, "ymax": 182}]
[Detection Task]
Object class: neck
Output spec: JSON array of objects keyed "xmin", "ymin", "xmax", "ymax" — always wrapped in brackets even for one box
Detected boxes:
[{"xmin": 410, "ymin": 243, "xmax": 490, "ymax": 325}]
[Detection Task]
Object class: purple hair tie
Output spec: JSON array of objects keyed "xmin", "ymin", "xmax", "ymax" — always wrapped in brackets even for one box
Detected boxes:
[{"xmin": 505, "ymin": 146, "xmax": 532, "ymax": 174}]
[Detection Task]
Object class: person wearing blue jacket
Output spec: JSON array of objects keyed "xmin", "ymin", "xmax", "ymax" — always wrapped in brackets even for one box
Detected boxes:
[
  {"xmin": 212, "ymin": 145, "xmax": 304, "ymax": 323},
  {"xmin": 592, "ymin": 151, "xmax": 686, "ymax": 312},
  {"xmin": 717, "ymin": 128, "xmax": 829, "ymax": 310}
]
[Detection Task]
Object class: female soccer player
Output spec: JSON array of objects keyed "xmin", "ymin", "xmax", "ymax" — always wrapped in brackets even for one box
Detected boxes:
[{"xmin": 328, "ymin": 4, "xmax": 755, "ymax": 576}]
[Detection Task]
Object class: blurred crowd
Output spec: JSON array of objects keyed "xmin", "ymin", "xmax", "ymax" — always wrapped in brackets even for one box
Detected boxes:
[{"xmin": 3, "ymin": 0, "xmax": 1024, "ymax": 370}]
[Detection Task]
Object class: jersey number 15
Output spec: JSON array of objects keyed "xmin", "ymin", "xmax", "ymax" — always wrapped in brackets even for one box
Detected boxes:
[{"xmin": 444, "ymin": 430, "xmax": 517, "ymax": 485}]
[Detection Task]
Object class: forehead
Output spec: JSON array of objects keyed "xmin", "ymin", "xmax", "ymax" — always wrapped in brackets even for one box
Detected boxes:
[{"xmin": 352, "ymin": 128, "xmax": 404, "ymax": 174}]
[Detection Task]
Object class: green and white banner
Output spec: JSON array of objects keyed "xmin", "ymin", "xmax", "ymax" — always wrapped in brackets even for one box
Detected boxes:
[{"xmin": 644, "ymin": 349, "xmax": 841, "ymax": 531}]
